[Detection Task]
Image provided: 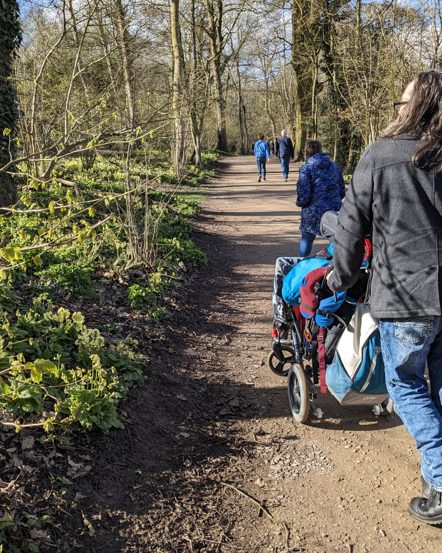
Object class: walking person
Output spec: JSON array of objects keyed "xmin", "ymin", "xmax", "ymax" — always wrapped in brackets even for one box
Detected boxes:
[
  {"xmin": 326, "ymin": 71, "xmax": 442, "ymax": 524},
  {"xmin": 253, "ymin": 134, "xmax": 270, "ymax": 182},
  {"xmin": 296, "ymin": 140, "xmax": 345, "ymax": 257},
  {"xmin": 276, "ymin": 129, "xmax": 295, "ymax": 182}
]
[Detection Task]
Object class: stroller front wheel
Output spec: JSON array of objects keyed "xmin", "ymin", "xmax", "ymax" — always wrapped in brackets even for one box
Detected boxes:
[
  {"xmin": 268, "ymin": 346, "xmax": 295, "ymax": 377},
  {"xmin": 288, "ymin": 363, "xmax": 310, "ymax": 423}
]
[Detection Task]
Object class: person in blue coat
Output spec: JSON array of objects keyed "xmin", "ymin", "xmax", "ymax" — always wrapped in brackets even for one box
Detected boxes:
[
  {"xmin": 276, "ymin": 129, "xmax": 295, "ymax": 182},
  {"xmin": 253, "ymin": 134, "xmax": 270, "ymax": 182},
  {"xmin": 296, "ymin": 140, "xmax": 345, "ymax": 256}
]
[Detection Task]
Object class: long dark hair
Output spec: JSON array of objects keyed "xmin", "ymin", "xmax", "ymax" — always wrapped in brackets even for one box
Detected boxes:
[{"xmin": 383, "ymin": 71, "xmax": 442, "ymax": 172}]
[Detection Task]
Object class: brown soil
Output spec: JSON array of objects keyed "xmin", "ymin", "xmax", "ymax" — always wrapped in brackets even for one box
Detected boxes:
[{"xmin": 58, "ymin": 156, "xmax": 441, "ymax": 552}]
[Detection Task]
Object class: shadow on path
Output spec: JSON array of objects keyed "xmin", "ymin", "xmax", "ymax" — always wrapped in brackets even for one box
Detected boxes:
[{"xmin": 64, "ymin": 156, "xmax": 400, "ymax": 553}]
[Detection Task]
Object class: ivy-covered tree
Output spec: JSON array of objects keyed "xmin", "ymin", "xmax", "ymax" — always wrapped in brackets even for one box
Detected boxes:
[{"xmin": 0, "ymin": 0, "xmax": 21, "ymax": 206}]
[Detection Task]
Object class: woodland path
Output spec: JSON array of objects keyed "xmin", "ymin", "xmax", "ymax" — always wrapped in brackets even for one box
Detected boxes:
[{"xmin": 66, "ymin": 156, "xmax": 441, "ymax": 553}]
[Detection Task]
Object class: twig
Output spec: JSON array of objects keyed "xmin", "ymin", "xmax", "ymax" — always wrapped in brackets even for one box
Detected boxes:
[
  {"xmin": 283, "ymin": 521, "xmax": 291, "ymax": 551},
  {"xmin": 201, "ymin": 539, "xmax": 238, "ymax": 550},
  {"xmin": 184, "ymin": 536, "xmax": 194, "ymax": 553},
  {"xmin": 0, "ymin": 471, "xmax": 21, "ymax": 494},
  {"xmin": 220, "ymin": 481, "xmax": 274, "ymax": 521},
  {"xmin": 215, "ymin": 519, "xmax": 235, "ymax": 552},
  {"xmin": 0, "ymin": 420, "xmax": 45, "ymax": 429}
]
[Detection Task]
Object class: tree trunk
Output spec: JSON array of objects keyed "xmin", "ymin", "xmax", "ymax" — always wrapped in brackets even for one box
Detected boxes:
[
  {"xmin": 190, "ymin": 119, "xmax": 202, "ymax": 167},
  {"xmin": 311, "ymin": 60, "xmax": 319, "ymax": 139},
  {"xmin": 322, "ymin": 2, "xmax": 345, "ymax": 163},
  {"xmin": 114, "ymin": 0, "xmax": 135, "ymax": 129},
  {"xmin": 212, "ymin": 54, "xmax": 228, "ymax": 152},
  {"xmin": 236, "ymin": 57, "xmax": 247, "ymax": 154},
  {"xmin": 291, "ymin": 1, "xmax": 312, "ymax": 160},
  {"xmin": 263, "ymin": 73, "xmax": 277, "ymax": 149},
  {"xmin": 0, "ymin": 0, "xmax": 21, "ymax": 206},
  {"xmin": 189, "ymin": 0, "xmax": 201, "ymax": 166},
  {"xmin": 294, "ymin": 85, "xmax": 306, "ymax": 161},
  {"xmin": 66, "ymin": 0, "xmax": 91, "ymax": 105},
  {"xmin": 95, "ymin": 8, "xmax": 118, "ymax": 96},
  {"xmin": 204, "ymin": 0, "xmax": 228, "ymax": 152},
  {"xmin": 170, "ymin": 0, "xmax": 186, "ymax": 173}
]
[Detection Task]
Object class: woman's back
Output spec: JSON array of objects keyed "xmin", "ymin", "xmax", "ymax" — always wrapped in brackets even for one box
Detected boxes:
[{"xmin": 334, "ymin": 133, "xmax": 442, "ymax": 318}]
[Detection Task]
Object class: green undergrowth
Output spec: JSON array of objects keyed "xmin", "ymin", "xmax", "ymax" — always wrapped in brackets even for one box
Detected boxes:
[
  {"xmin": 0, "ymin": 150, "xmax": 217, "ymax": 433},
  {"xmin": 0, "ymin": 293, "xmax": 142, "ymax": 432}
]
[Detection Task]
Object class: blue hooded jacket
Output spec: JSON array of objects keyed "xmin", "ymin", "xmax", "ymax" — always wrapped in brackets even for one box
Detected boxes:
[
  {"xmin": 296, "ymin": 152, "xmax": 345, "ymax": 235},
  {"xmin": 254, "ymin": 140, "xmax": 270, "ymax": 159}
]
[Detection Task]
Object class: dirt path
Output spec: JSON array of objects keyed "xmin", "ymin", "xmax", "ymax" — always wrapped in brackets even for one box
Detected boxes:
[{"xmin": 67, "ymin": 156, "xmax": 441, "ymax": 552}]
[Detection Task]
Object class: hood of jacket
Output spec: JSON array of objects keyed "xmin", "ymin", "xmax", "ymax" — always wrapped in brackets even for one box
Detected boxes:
[{"xmin": 306, "ymin": 152, "xmax": 333, "ymax": 169}]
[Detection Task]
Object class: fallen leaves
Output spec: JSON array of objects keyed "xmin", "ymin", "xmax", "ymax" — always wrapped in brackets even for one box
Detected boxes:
[{"xmin": 67, "ymin": 456, "xmax": 92, "ymax": 479}]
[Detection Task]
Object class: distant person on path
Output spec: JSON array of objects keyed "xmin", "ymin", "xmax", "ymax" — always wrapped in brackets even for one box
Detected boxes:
[
  {"xmin": 269, "ymin": 140, "xmax": 275, "ymax": 156},
  {"xmin": 253, "ymin": 134, "xmax": 270, "ymax": 182},
  {"xmin": 276, "ymin": 129, "xmax": 294, "ymax": 182},
  {"xmin": 326, "ymin": 71, "xmax": 442, "ymax": 525},
  {"xmin": 296, "ymin": 140, "xmax": 345, "ymax": 256}
]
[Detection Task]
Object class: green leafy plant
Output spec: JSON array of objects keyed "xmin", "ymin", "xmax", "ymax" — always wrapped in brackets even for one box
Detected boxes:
[
  {"xmin": 0, "ymin": 150, "xmax": 215, "ymax": 435},
  {"xmin": 0, "ymin": 295, "xmax": 143, "ymax": 432},
  {"xmin": 160, "ymin": 237, "xmax": 207, "ymax": 266},
  {"xmin": 35, "ymin": 263, "xmax": 96, "ymax": 298},
  {"xmin": 127, "ymin": 283, "xmax": 157, "ymax": 309}
]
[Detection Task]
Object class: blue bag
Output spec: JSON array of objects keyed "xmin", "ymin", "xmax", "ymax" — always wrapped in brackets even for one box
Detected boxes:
[{"xmin": 325, "ymin": 305, "xmax": 388, "ymax": 405}]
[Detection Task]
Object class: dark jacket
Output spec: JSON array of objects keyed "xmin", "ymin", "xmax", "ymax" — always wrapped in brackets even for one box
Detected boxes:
[
  {"xmin": 296, "ymin": 152, "xmax": 345, "ymax": 235},
  {"xmin": 276, "ymin": 136, "xmax": 294, "ymax": 159},
  {"xmin": 328, "ymin": 134, "xmax": 442, "ymax": 318}
]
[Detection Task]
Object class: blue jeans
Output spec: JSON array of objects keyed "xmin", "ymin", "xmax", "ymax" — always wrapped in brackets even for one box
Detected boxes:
[
  {"xmin": 298, "ymin": 231, "xmax": 315, "ymax": 257},
  {"xmin": 256, "ymin": 157, "xmax": 267, "ymax": 178},
  {"xmin": 280, "ymin": 156, "xmax": 290, "ymax": 179},
  {"xmin": 380, "ymin": 317, "xmax": 442, "ymax": 490}
]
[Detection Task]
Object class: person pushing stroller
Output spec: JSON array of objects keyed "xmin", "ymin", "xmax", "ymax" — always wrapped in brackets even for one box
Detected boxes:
[{"xmin": 327, "ymin": 71, "xmax": 442, "ymax": 525}]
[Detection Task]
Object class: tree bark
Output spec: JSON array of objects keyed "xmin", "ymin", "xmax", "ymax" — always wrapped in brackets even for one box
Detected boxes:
[
  {"xmin": 236, "ymin": 57, "xmax": 247, "ymax": 154},
  {"xmin": 291, "ymin": 0, "xmax": 312, "ymax": 160},
  {"xmin": 0, "ymin": 0, "xmax": 21, "ymax": 206},
  {"xmin": 204, "ymin": 0, "xmax": 228, "ymax": 152},
  {"xmin": 170, "ymin": 0, "xmax": 186, "ymax": 172},
  {"xmin": 114, "ymin": 0, "xmax": 135, "ymax": 129}
]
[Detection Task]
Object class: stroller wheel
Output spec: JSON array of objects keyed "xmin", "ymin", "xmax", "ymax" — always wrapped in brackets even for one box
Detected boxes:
[
  {"xmin": 287, "ymin": 363, "xmax": 310, "ymax": 423},
  {"xmin": 268, "ymin": 346, "xmax": 295, "ymax": 377}
]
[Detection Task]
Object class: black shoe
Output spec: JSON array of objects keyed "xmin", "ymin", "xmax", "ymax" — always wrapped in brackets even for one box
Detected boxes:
[
  {"xmin": 258, "ymin": 176, "xmax": 261, "ymax": 182},
  {"xmin": 422, "ymin": 476, "xmax": 432, "ymax": 499},
  {"xmin": 409, "ymin": 488, "xmax": 442, "ymax": 525},
  {"xmin": 263, "ymin": 177, "xmax": 266, "ymax": 181},
  {"xmin": 284, "ymin": 177, "xmax": 288, "ymax": 182}
]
